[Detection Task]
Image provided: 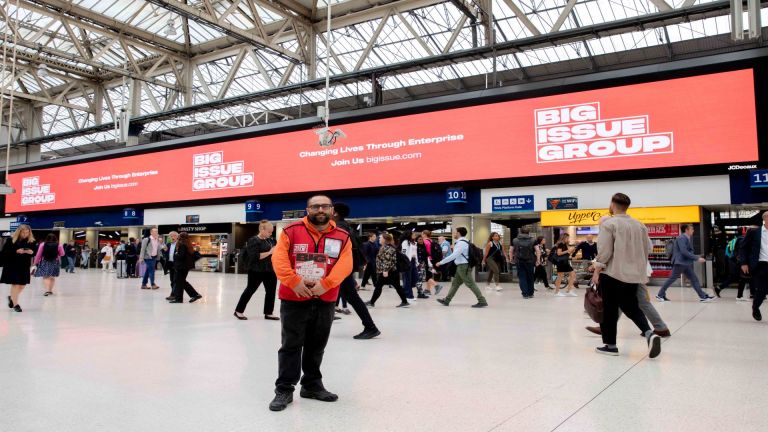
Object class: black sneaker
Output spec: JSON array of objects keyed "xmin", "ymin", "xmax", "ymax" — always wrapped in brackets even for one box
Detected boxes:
[
  {"xmin": 417, "ymin": 293, "xmax": 429, "ymax": 299},
  {"xmin": 269, "ymin": 392, "xmax": 293, "ymax": 411},
  {"xmin": 333, "ymin": 315, "xmax": 341, "ymax": 321},
  {"xmin": 437, "ymin": 298, "xmax": 449, "ymax": 306},
  {"xmin": 714, "ymin": 286, "xmax": 723, "ymax": 298},
  {"xmin": 647, "ymin": 334, "xmax": 662, "ymax": 359},
  {"xmin": 471, "ymin": 302, "xmax": 488, "ymax": 308},
  {"xmin": 353, "ymin": 328, "xmax": 381, "ymax": 340},
  {"xmin": 13, "ymin": 305, "xmax": 22, "ymax": 312},
  {"xmin": 595, "ymin": 346, "xmax": 619, "ymax": 356},
  {"xmin": 753, "ymin": 308, "xmax": 762, "ymax": 321},
  {"xmin": 396, "ymin": 302, "xmax": 409, "ymax": 308},
  {"xmin": 365, "ymin": 301, "xmax": 375, "ymax": 308},
  {"xmin": 699, "ymin": 296, "xmax": 715, "ymax": 303},
  {"xmin": 300, "ymin": 388, "xmax": 338, "ymax": 402}
]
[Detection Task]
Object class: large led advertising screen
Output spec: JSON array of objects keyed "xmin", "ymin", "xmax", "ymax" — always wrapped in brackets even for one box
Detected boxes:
[{"xmin": 6, "ymin": 69, "xmax": 758, "ymax": 212}]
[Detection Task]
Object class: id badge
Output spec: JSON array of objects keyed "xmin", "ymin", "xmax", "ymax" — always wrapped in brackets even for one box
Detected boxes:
[{"xmin": 323, "ymin": 238, "xmax": 342, "ymax": 259}]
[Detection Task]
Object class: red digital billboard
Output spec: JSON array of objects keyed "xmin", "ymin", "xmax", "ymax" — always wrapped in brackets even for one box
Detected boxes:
[{"xmin": 6, "ymin": 69, "xmax": 759, "ymax": 213}]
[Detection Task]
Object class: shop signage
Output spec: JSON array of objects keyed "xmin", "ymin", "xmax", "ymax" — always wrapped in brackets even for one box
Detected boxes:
[
  {"xmin": 541, "ymin": 206, "xmax": 700, "ymax": 226},
  {"xmin": 749, "ymin": 169, "xmax": 768, "ymax": 188},
  {"xmin": 5, "ymin": 70, "xmax": 758, "ymax": 213},
  {"xmin": 53, "ymin": 221, "xmax": 66, "ymax": 228},
  {"xmin": 446, "ymin": 187, "xmax": 467, "ymax": 204},
  {"xmin": 282, "ymin": 210, "xmax": 305, "ymax": 220},
  {"xmin": 546, "ymin": 197, "xmax": 578, "ymax": 210},
  {"xmin": 186, "ymin": 215, "xmax": 200, "ymax": 223},
  {"xmin": 158, "ymin": 223, "xmax": 232, "ymax": 235},
  {"xmin": 9, "ymin": 222, "xmax": 21, "ymax": 230},
  {"xmin": 492, "ymin": 195, "xmax": 534, "ymax": 212},
  {"xmin": 647, "ymin": 224, "xmax": 681, "ymax": 237}
]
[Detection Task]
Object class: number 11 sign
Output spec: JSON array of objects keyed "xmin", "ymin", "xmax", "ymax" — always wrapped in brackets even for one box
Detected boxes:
[{"xmin": 750, "ymin": 169, "xmax": 768, "ymax": 188}]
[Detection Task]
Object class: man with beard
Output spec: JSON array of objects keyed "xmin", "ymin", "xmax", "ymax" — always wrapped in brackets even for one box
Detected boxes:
[{"xmin": 269, "ymin": 195, "xmax": 353, "ymax": 412}]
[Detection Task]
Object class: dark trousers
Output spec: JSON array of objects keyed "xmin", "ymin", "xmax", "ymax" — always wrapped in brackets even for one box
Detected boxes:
[
  {"xmin": 126, "ymin": 257, "xmax": 137, "ymax": 277},
  {"xmin": 361, "ymin": 264, "xmax": 377, "ymax": 287},
  {"xmin": 167, "ymin": 261, "xmax": 176, "ymax": 295},
  {"xmin": 171, "ymin": 268, "xmax": 200, "ymax": 300},
  {"xmin": 517, "ymin": 260, "xmax": 535, "ymax": 297},
  {"xmin": 339, "ymin": 274, "xmax": 377, "ymax": 330},
  {"xmin": 534, "ymin": 264, "xmax": 550, "ymax": 287},
  {"xmin": 276, "ymin": 299, "xmax": 335, "ymax": 393},
  {"xmin": 235, "ymin": 271, "xmax": 277, "ymax": 315},
  {"xmin": 599, "ymin": 274, "xmax": 651, "ymax": 346},
  {"xmin": 657, "ymin": 264, "xmax": 708, "ymax": 299},
  {"xmin": 753, "ymin": 263, "xmax": 768, "ymax": 310},
  {"xmin": 721, "ymin": 260, "xmax": 754, "ymax": 298},
  {"xmin": 370, "ymin": 272, "xmax": 407, "ymax": 305},
  {"xmin": 402, "ymin": 259, "xmax": 421, "ymax": 298}
]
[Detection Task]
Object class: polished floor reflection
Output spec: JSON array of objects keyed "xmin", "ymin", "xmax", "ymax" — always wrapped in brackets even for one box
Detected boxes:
[{"xmin": 1, "ymin": 269, "xmax": 765, "ymax": 432}]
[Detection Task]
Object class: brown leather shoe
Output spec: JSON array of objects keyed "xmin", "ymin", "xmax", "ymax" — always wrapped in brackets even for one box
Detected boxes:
[
  {"xmin": 151, "ymin": 285, "xmax": 160, "ymax": 290},
  {"xmin": 654, "ymin": 329, "xmax": 671, "ymax": 337},
  {"xmin": 585, "ymin": 326, "xmax": 602, "ymax": 335}
]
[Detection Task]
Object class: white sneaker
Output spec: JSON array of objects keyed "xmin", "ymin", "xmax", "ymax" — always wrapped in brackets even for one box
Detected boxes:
[
  {"xmin": 495, "ymin": 285, "xmax": 503, "ymax": 292},
  {"xmin": 555, "ymin": 292, "xmax": 567, "ymax": 297},
  {"xmin": 485, "ymin": 286, "xmax": 492, "ymax": 291},
  {"xmin": 567, "ymin": 292, "xmax": 578, "ymax": 297}
]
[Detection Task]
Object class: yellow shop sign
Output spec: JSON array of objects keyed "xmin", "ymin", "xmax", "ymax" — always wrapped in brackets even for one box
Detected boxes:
[{"xmin": 540, "ymin": 206, "xmax": 700, "ymax": 227}]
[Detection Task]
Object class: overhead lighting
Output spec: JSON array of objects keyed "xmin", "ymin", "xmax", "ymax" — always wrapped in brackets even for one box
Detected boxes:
[
  {"xmin": 165, "ymin": 19, "xmax": 177, "ymax": 36},
  {"xmin": 38, "ymin": 63, "xmax": 49, "ymax": 77}
]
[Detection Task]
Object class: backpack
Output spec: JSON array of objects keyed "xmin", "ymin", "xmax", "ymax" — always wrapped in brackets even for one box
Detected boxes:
[
  {"xmin": 725, "ymin": 238, "xmax": 737, "ymax": 259},
  {"xmin": 125, "ymin": 244, "xmax": 137, "ymax": 258},
  {"xmin": 395, "ymin": 251, "xmax": 411, "ymax": 272},
  {"xmin": 548, "ymin": 247, "xmax": 566, "ymax": 265},
  {"xmin": 42, "ymin": 242, "xmax": 59, "ymax": 261},
  {"xmin": 429, "ymin": 240, "xmax": 443, "ymax": 262},
  {"xmin": 664, "ymin": 239, "xmax": 676, "ymax": 260},
  {"xmin": 515, "ymin": 237, "xmax": 535, "ymax": 262},
  {"xmin": 458, "ymin": 239, "xmax": 483, "ymax": 268}
]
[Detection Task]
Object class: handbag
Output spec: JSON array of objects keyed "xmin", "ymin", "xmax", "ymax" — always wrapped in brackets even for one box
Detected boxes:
[{"xmin": 584, "ymin": 284, "xmax": 604, "ymax": 323}]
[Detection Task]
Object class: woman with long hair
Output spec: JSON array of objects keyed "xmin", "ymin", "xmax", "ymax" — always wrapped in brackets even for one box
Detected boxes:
[
  {"xmin": 33, "ymin": 233, "xmax": 65, "ymax": 296},
  {"xmin": 401, "ymin": 231, "xmax": 425, "ymax": 299},
  {"xmin": 483, "ymin": 232, "xmax": 508, "ymax": 292},
  {"xmin": 533, "ymin": 236, "xmax": 551, "ymax": 290},
  {"xmin": 554, "ymin": 233, "xmax": 577, "ymax": 297},
  {"xmin": 168, "ymin": 232, "xmax": 203, "ymax": 304},
  {"xmin": 1, "ymin": 224, "xmax": 36, "ymax": 312},
  {"xmin": 367, "ymin": 233, "xmax": 409, "ymax": 308}
]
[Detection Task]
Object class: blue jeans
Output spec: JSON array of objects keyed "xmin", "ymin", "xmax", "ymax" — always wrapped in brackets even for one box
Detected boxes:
[
  {"xmin": 657, "ymin": 264, "xmax": 707, "ymax": 299},
  {"xmin": 66, "ymin": 256, "xmax": 75, "ymax": 273},
  {"xmin": 401, "ymin": 259, "xmax": 421, "ymax": 298},
  {"xmin": 141, "ymin": 258, "xmax": 157, "ymax": 286},
  {"xmin": 517, "ymin": 260, "xmax": 535, "ymax": 297}
]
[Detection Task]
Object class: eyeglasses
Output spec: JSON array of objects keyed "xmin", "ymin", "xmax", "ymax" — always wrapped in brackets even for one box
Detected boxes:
[{"xmin": 308, "ymin": 204, "xmax": 333, "ymax": 211}]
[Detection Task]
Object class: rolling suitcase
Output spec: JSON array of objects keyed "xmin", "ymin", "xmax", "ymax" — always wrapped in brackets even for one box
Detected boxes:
[{"xmin": 116, "ymin": 260, "xmax": 127, "ymax": 278}]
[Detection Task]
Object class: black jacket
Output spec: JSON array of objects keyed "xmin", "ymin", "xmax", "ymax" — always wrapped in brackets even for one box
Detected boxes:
[
  {"xmin": 740, "ymin": 227, "xmax": 763, "ymax": 271},
  {"xmin": 173, "ymin": 243, "xmax": 198, "ymax": 271}
]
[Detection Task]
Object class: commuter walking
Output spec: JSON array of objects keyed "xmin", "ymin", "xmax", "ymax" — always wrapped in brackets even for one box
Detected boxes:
[
  {"xmin": 168, "ymin": 232, "xmax": 203, "ymax": 304},
  {"xmin": 33, "ymin": 233, "xmax": 65, "ymax": 296},
  {"xmin": 420, "ymin": 230, "xmax": 443, "ymax": 295},
  {"xmin": 717, "ymin": 231, "xmax": 752, "ymax": 300},
  {"xmin": 483, "ymin": 232, "xmax": 507, "ymax": 292},
  {"xmin": 512, "ymin": 227, "xmax": 536, "ymax": 299},
  {"xmin": 269, "ymin": 195, "xmax": 352, "ymax": 412},
  {"xmin": 367, "ymin": 233, "xmax": 409, "ymax": 308},
  {"xmin": 533, "ymin": 237, "xmax": 551, "ymax": 289},
  {"xmin": 553, "ymin": 234, "xmax": 577, "ymax": 297},
  {"xmin": 738, "ymin": 211, "xmax": 768, "ymax": 321},
  {"xmin": 332, "ymin": 203, "xmax": 380, "ymax": 339},
  {"xmin": 435, "ymin": 227, "xmax": 488, "ymax": 308},
  {"xmin": 591, "ymin": 193, "xmax": 661, "ymax": 358},
  {"xmin": 437, "ymin": 235, "xmax": 451, "ymax": 281},
  {"xmin": 164, "ymin": 232, "xmax": 179, "ymax": 300},
  {"xmin": 234, "ymin": 220, "xmax": 279, "ymax": 320},
  {"xmin": 572, "ymin": 235, "xmax": 598, "ymax": 261},
  {"xmin": 401, "ymin": 232, "xmax": 426, "ymax": 299},
  {"xmin": 125, "ymin": 238, "xmax": 139, "ymax": 278},
  {"xmin": 360, "ymin": 233, "xmax": 379, "ymax": 289},
  {"xmin": 63, "ymin": 240, "xmax": 77, "ymax": 273},
  {"xmin": 80, "ymin": 243, "xmax": 91, "ymax": 269},
  {"xmin": 100, "ymin": 243, "xmax": 114, "ymax": 272},
  {"xmin": 139, "ymin": 228, "xmax": 166, "ymax": 290},
  {"xmin": 114, "ymin": 240, "xmax": 128, "ymax": 278},
  {"xmin": 656, "ymin": 224, "xmax": 715, "ymax": 302},
  {"xmin": 1, "ymin": 224, "xmax": 36, "ymax": 313}
]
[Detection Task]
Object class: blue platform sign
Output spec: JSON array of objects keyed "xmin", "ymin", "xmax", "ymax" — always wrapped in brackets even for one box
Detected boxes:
[
  {"xmin": 245, "ymin": 200, "xmax": 263, "ymax": 213},
  {"xmin": 123, "ymin": 208, "xmax": 138, "ymax": 219},
  {"xmin": 749, "ymin": 169, "xmax": 768, "ymax": 188},
  {"xmin": 446, "ymin": 187, "xmax": 467, "ymax": 204},
  {"xmin": 492, "ymin": 195, "xmax": 534, "ymax": 212}
]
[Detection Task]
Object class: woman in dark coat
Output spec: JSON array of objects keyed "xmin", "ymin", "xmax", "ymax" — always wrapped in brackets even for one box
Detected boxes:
[
  {"xmin": 1, "ymin": 224, "xmax": 37, "ymax": 312},
  {"xmin": 168, "ymin": 232, "xmax": 203, "ymax": 304}
]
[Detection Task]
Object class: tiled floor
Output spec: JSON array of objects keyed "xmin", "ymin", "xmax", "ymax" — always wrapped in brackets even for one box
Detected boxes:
[{"xmin": 1, "ymin": 269, "xmax": 765, "ymax": 432}]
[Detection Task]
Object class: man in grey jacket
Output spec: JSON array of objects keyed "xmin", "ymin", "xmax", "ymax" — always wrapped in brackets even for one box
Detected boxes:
[{"xmin": 656, "ymin": 224, "xmax": 715, "ymax": 302}]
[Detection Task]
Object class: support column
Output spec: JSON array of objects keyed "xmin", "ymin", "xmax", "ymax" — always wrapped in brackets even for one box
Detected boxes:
[
  {"xmin": 94, "ymin": 85, "xmax": 104, "ymax": 125},
  {"xmin": 127, "ymin": 226, "xmax": 141, "ymax": 240},
  {"xmin": 58, "ymin": 229, "xmax": 73, "ymax": 244},
  {"xmin": 472, "ymin": 215, "xmax": 491, "ymax": 247},
  {"xmin": 451, "ymin": 216, "xmax": 472, "ymax": 243},
  {"xmin": 86, "ymin": 229, "xmax": 98, "ymax": 250},
  {"xmin": 275, "ymin": 221, "xmax": 288, "ymax": 242}
]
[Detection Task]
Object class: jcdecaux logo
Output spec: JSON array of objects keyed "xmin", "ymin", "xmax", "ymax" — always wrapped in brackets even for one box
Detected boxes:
[
  {"xmin": 192, "ymin": 151, "xmax": 254, "ymax": 191},
  {"xmin": 535, "ymin": 103, "xmax": 674, "ymax": 163}
]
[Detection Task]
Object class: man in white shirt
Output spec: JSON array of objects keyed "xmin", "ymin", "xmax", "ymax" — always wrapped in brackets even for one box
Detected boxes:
[
  {"xmin": 165, "ymin": 231, "xmax": 179, "ymax": 300},
  {"xmin": 434, "ymin": 227, "xmax": 488, "ymax": 308},
  {"xmin": 739, "ymin": 211, "xmax": 768, "ymax": 321},
  {"xmin": 139, "ymin": 228, "xmax": 167, "ymax": 290}
]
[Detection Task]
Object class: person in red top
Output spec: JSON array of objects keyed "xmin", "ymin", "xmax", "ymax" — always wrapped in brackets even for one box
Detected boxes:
[{"xmin": 269, "ymin": 194, "xmax": 353, "ymax": 412}]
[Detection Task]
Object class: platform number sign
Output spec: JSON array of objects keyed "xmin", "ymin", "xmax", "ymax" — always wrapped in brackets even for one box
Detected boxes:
[
  {"xmin": 245, "ymin": 200, "xmax": 263, "ymax": 213},
  {"xmin": 750, "ymin": 169, "xmax": 768, "ymax": 188},
  {"xmin": 446, "ymin": 188, "xmax": 468, "ymax": 204},
  {"xmin": 123, "ymin": 208, "xmax": 138, "ymax": 219}
]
